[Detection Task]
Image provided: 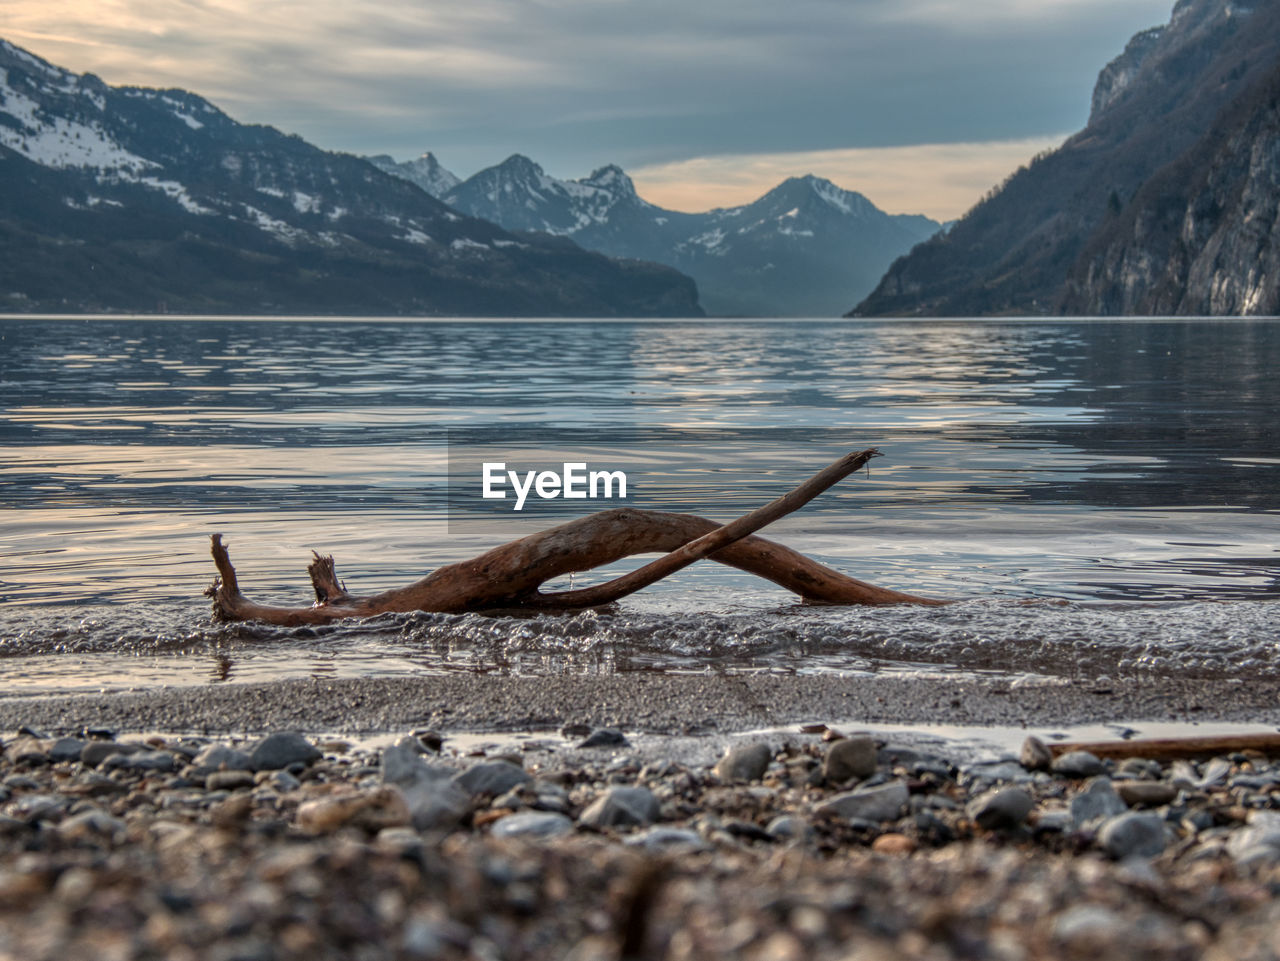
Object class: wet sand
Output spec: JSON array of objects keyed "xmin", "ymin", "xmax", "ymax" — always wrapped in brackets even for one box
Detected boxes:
[{"xmin": 2, "ymin": 672, "xmax": 1279, "ymax": 738}]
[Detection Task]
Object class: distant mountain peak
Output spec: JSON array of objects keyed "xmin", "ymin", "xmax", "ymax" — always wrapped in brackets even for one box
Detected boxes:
[
  {"xmin": 365, "ymin": 150, "xmax": 460, "ymax": 198},
  {"xmin": 581, "ymin": 164, "xmax": 636, "ymax": 197},
  {"xmin": 0, "ymin": 37, "xmax": 703, "ymax": 317}
]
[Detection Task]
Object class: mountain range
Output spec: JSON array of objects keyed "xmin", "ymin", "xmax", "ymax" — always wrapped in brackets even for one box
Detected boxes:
[
  {"xmin": 370, "ymin": 153, "xmax": 941, "ymax": 316},
  {"xmin": 0, "ymin": 39, "xmax": 699, "ymax": 317},
  {"xmin": 854, "ymin": 0, "xmax": 1280, "ymax": 316}
]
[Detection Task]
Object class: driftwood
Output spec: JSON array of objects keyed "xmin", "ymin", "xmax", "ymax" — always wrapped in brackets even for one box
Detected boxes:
[
  {"xmin": 1049, "ymin": 733, "xmax": 1280, "ymax": 761},
  {"xmin": 207, "ymin": 448, "xmax": 942, "ymax": 625}
]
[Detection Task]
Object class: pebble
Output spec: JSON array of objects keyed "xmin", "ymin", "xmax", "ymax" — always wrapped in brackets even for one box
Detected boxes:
[
  {"xmin": 714, "ymin": 742, "xmax": 773, "ymax": 782},
  {"xmin": 1099, "ymin": 812, "xmax": 1168, "ymax": 859},
  {"xmin": 491, "ymin": 811, "xmax": 574, "ymax": 839},
  {"xmin": 452, "ymin": 760, "xmax": 531, "ymax": 797},
  {"xmin": 1052, "ymin": 750, "xmax": 1106, "ymax": 778},
  {"xmin": 1226, "ymin": 811, "xmax": 1280, "ymax": 864},
  {"xmin": 967, "ymin": 786, "xmax": 1034, "ymax": 830},
  {"xmin": 191, "ymin": 743, "xmax": 254, "ymax": 775},
  {"xmin": 817, "ymin": 780, "xmax": 909, "ymax": 823},
  {"xmin": 871, "ymin": 833, "xmax": 916, "ymax": 855},
  {"xmin": 1019, "ymin": 736, "xmax": 1053, "ymax": 771},
  {"xmin": 1116, "ymin": 780, "xmax": 1178, "ymax": 807},
  {"xmin": 625, "ymin": 826, "xmax": 707, "ymax": 850},
  {"xmin": 48, "ymin": 738, "xmax": 85, "ymax": 763},
  {"xmin": 297, "ymin": 788, "xmax": 411, "ymax": 834},
  {"xmin": 576, "ymin": 728, "xmax": 629, "ymax": 749},
  {"xmin": 102, "ymin": 749, "xmax": 176, "ymax": 773},
  {"xmin": 578, "ymin": 786, "xmax": 659, "ymax": 829},
  {"xmin": 380, "ymin": 739, "xmax": 469, "ymax": 831},
  {"xmin": 1, "ymin": 724, "xmax": 1276, "ymax": 959},
  {"xmin": 80, "ymin": 740, "xmax": 140, "ymax": 767},
  {"xmin": 962, "ymin": 760, "xmax": 1031, "ymax": 785},
  {"xmin": 247, "ymin": 732, "xmax": 321, "ymax": 771},
  {"xmin": 57, "ymin": 808, "xmax": 126, "ymax": 842},
  {"xmin": 1070, "ymin": 777, "xmax": 1129, "ymax": 827},
  {"xmin": 206, "ymin": 770, "xmax": 257, "ymax": 792},
  {"xmin": 765, "ymin": 815, "xmax": 810, "ymax": 841},
  {"xmin": 823, "ymin": 736, "xmax": 878, "ymax": 783}
]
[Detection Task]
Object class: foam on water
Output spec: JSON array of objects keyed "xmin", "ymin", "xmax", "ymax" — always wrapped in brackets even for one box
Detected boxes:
[{"xmin": 2, "ymin": 595, "xmax": 1277, "ymax": 696}]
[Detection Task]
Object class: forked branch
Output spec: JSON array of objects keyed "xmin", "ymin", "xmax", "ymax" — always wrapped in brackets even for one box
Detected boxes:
[{"xmin": 205, "ymin": 448, "xmax": 943, "ymax": 625}]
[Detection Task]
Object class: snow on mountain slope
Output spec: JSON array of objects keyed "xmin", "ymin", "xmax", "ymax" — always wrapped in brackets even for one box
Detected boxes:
[
  {"xmin": 0, "ymin": 38, "xmax": 702, "ymax": 316},
  {"xmin": 380, "ymin": 152, "xmax": 941, "ymax": 316}
]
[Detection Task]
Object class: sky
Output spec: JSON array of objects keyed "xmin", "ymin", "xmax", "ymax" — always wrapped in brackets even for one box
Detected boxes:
[{"xmin": 5, "ymin": 0, "xmax": 1175, "ymax": 220}]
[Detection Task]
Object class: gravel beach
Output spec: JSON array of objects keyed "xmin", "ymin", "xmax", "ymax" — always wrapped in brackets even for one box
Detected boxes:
[{"xmin": 3, "ymin": 673, "xmax": 1280, "ymax": 959}]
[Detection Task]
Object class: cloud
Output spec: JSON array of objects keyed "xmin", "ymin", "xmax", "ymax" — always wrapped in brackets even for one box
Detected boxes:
[
  {"xmin": 4, "ymin": 0, "xmax": 1173, "ymax": 185},
  {"xmin": 629, "ymin": 135, "xmax": 1069, "ymax": 221}
]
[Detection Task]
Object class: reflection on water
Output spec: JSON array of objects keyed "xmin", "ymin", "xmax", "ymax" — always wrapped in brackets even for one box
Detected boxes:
[{"xmin": 1, "ymin": 317, "xmax": 1278, "ymax": 692}]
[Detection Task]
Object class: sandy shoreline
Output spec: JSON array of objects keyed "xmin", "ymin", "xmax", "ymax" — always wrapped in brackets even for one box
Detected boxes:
[{"xmin": 2, "ymin": 673, "xmax": 1279, "ymax": 739}]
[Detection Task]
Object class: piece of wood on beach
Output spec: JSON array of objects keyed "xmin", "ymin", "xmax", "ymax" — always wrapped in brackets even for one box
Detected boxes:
[
  {"xmin": 1048, "ymin": 732, "xmax": 1280, "ymax": 761},
  {"xmin": 206, "ymin": 447, "xmax": 944, "ymax": 625}
]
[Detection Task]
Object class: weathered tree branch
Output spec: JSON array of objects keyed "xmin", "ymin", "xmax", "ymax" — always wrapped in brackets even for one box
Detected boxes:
[{"xmin": 206, "ymin": 448, "xmax": 943, "ymax": 625}]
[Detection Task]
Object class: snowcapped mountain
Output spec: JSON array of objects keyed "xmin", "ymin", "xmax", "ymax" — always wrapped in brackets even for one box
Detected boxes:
[
  {"xmin": 366, "ymin": 151, "xmax": 461, "ymax": 198},
  {"xmin": 673, "ymin": 176, "xmax": 942, "ymax": 316},
  {"xmin": 373, "ymin": 152, "xmax": 939, "ymax": 316},
  {"xmin": 0, "ymin": 39, "xmax": 700, "ymax": 316}
]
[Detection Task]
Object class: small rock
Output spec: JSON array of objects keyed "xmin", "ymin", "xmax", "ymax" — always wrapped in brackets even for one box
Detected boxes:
[
  {"xmin": 191, "ymin": 744, "xmax": 254, "ymax": 776},
  {"xmin": 248, "ymin": 733, "xmax": 321, "ymax": 771},
  {"xmin": 413, "ymin": 730, "xmax": 444, "ymax": 752},
  {"xmin": 765, "ymin": 815, "xmax": 810, "ymax": 841},
  {"xmin": 297, "ymin": 787, "xmax": 411, "ymax": 834},
  {"xmin": 48, "ymin": 738, "xmax": 85, "ymax": 763},
  {"xmin": 968, "ymin": 786, "xmax": 1034, "ymax": 830},
  {"xmin": 714, "ymin": 742, "xmax": 772, "ymax": 782},
  {"xmin": 206, "ymin": 770, "xmax": 256, "ymax": 792},
  {"xmin": 1053, "ymin": 751, "xmax": 1106, "ymax": 778},
  {"xmin": 625, "ymin": 826, "xmax": 707, "ymax": 851},
  {"xmin": 823, "ymin": 736, "xmax": 877, "ymax": 782},
  {"xmin": 1116, "ymin": 781, "xmax": 1177, "ymax": 807},
  {"xmin": 1227, "ymin": 811, "xmax": 1280, "ymax": 863},
  {"xmin": 817, "ymin": 780, "xmax": 909, "ymax": 823},
  {"xmin": 452, "ymin": 760, "xmax": 531, "ymax": 797},
  {"xmin": 871, "ymin": 833, "xmax": 916, "ymax": 855},
  {"xmin": 1020, "ymin": 736, "xmax": 1053, "ymax": 771},
  {"xmin": 578, "ymin": 786, "xmax": 660, "ymax": 829},
  {"xmin": 381, "ymin": 739, "xmax": 468, "ymax": 831},
  {"xmin": 1099, "ymin": 812, "xmax": 1168, "ymax": 859},
  {"xmin": 1032, "ymin": 809, "xmax": 1074, "ymax": 834},
  {"xmin": 962, "ymin": 760, "xmax": 1031, "ymax": 784},
  {"xmin": 1118, "ymin": 757, "xmax": 1163, "ymax": 779},
  {"xmin": 80, "ymin": 741, "xmax": 141, "ymax": 767},
  {"xmin": 1053, "ymin": 905, "xmax": 1126, "ymax": 950},
  {"xmin": 102, "ymin": 750, "xmax": 176, "ymax": 773},
  {"xmin": 57, "ymin": 809, "xmax": 126, "ymax": 842},
  {"xmin": 491, "ymin": 811, "xmax": 574, "ymax": 839},
  {"xmin": 1198, "ymin": 757, "xmax": 1231, "ymax": 788},
  {"xmin": 5, "ymin": 738, "xmax": 49, "ymax": 766},
  {"xmin": 577, "ymin": 728, "xmax": 629, "ymax": 749},
  {"xmin": 209, "ymin": 794, "xmax": 254, "ymax": 829},
  {"xmin": 262, "ymin": 769, "xmax": 302, "ymax": 793},
  {"xmin": 1071, "ymin": 777, "xmax": 1129, "ymax": 827}
]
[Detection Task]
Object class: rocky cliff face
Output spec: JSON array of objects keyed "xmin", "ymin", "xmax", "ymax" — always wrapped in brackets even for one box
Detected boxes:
[
  {"xmin": 854, "ymin": 0, "xmax": 1280, "ymax": 317},
  {"xmin": 1063, "ymin": 63, "xmax": 1280, "ymax": 315}
]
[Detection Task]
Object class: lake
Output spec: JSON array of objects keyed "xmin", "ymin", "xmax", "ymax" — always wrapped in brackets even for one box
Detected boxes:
[{"xmin": 1, "ymin": 316, "xmax": 1277, "ymax": 696}]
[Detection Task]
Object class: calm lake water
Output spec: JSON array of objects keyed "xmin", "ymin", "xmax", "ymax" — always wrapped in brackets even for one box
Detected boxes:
[{"xmin": 1, "ymin": 316, "xmax": 1277, "ymax": 696}]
